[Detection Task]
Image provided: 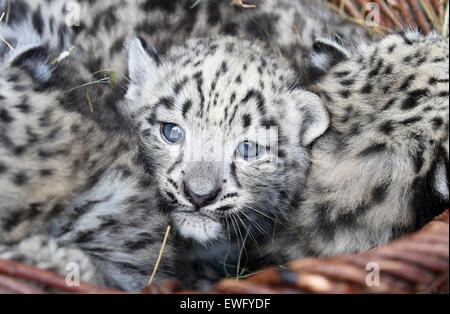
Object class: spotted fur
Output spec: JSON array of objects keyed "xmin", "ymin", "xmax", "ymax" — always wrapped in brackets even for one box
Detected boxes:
[
  {"xmin": 0, "ymin": 30, "xmax": 176, "ymax": 290},
  {"xmin": 1, "ymin": 0, "xmax": 371, "ymax": 87},
  {"xmin": 2, "ymin": 0, "xmax": 448, "ymax": 291},
  {"xmin": 281, "ymin": 32, "xmax": 449, "ymax": 259},
  {"xmin": 121, "ymin": 35, "xmax": 331, "ymax": 288},
  {"xmin": 2, "ymin": 0, "xmax": 447, "ymax": 291}
]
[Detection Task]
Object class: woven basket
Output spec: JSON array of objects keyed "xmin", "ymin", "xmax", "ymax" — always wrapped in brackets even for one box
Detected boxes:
[{"xmin": 0, "ymin": 209, "xmax": 448, "ymax": 294}]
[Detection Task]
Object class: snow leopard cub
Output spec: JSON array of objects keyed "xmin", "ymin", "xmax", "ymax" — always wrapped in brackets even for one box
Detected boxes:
[
  {"xmin": 280, "ymin": 31, "xmax": 449, "ymax": 259},
  {"xmin": 0, "ymin": 34, "xmax": 177, "ymax": 290},
  {"xmin": 121, "ymin": 36, "xmax": 329, "ymax": 288}
]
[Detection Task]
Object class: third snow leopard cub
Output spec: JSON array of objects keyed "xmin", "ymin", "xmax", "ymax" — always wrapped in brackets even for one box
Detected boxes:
[
  {"xmin": 121, "ymin": 36, "xmax": 329, "ymax": 286},
  {"xmin": 282, "ymin": 31, "xmax": 449, "ymax": 259}
]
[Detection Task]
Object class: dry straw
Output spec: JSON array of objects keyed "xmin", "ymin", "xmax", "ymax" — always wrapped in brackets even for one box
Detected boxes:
[
  {"xmin": 325, "ymin": 0, "xmax": 449, "ymax": 36},
  {"xmin": 0, "ymin": 12, "xmax": 15, "ymax": 51},
  {"xmin": 148, "ymin": 226, "xmax": 172, "ymax": 286}
]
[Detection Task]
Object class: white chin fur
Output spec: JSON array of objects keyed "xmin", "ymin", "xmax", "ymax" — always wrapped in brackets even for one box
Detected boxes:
[{"xmin": 172, "ymin": 212, "xmax": 222, "ymax": 244}]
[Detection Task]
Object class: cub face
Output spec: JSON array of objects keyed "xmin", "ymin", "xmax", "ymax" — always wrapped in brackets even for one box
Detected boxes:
[{"xmin": 122, "ymin": 37, "xmax": 329, "ymax": 244}]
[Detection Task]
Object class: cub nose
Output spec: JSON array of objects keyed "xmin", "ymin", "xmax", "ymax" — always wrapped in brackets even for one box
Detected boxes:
[{"xmin": 183, "ymin": 182, "xmax": 221, "ymax": 208}]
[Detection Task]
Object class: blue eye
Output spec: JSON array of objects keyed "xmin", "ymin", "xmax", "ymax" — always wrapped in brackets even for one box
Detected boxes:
[
  {"xmin": 161, "ymin": 123, "xmax": 184, "ymax": 143},
  {"xmin": 236, "ymin": 141, "xmax": 265, "ymax": 161}
]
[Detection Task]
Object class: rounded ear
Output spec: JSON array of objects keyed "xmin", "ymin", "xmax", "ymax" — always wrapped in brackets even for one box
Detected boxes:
[
  {"xmin": 128, "ymin": 37, "xmax": 161, "ymax": 85},
  {"xmin": 10, "ymin": 46, "xmax": 53, "ymax": 83},
  {"xmin": 296, "ymin": 90, "xmax": 330, "ymax": 146},
  {"xmin": 307, "ymin": 37, "xmax": 352, "ymax": 83}
]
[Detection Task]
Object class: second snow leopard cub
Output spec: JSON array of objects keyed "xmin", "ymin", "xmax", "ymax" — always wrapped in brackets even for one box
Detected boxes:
[
  {"xmin": 281, "ymin": 31, "xmax": 449, "ymax": 259},
  {"xmin": 0, "ymin": 0, "xmax": 345, "ymax": 290},
  {"xmin": 1, "ymin": 0, "xmax": 448, "ymax": 291},
  {"xmin": 0, "ymin": 34, "xmax": 177, "ymax": 290}
]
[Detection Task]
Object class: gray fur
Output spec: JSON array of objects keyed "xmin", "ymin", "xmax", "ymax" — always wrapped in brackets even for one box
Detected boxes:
[
  {"xmin": 0, "ymin": 0, "xmax": 350, "ymax": 290},
  {"xmin": 0, "ymin": 27, "xmax": 176, "ymax": 290},
  {"xmin": 282, "ymin": 31, "xmax": 449, "ymax": 259}
]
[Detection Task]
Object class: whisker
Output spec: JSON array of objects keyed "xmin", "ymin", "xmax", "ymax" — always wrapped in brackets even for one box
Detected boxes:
[
  {"xmin": 231, "ymin": 215, "xmax": 245, "ymax": 252},
  {"xmin": 238, "ymin": 209, "xmax": 271, "ymax": 242},
  {"xmin": 234, "ymin": 211, "xmax": 258, "ymax": 245},
  {"xmin": 241, "ymin": 204, "xmax": 287, "ymax": 227}
]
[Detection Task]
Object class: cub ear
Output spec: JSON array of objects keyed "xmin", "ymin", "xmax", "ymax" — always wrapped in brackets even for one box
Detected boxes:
[
  {"xmin": 10, "ymin": 46, "xmax": 53, "ymax": 83},
  {"xmin": 128, "ymin": 37, "xmax": 161, "ymax": 84},
  {"xmin": 307, "ymin": 37, "xmax": 351, "ymax": 83},
  {"xmin": 296, "ymin": 90, "xmax": 330, "ymax": 146}
]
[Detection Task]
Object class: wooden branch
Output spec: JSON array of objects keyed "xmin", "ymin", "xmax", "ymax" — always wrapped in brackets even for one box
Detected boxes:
[
  {"xmin": 0, "ymin": 275, "xmax": 44, "ymax": 294},
  {"xmin": 210, "ymin": 210, "xmax": 449, "ymax": 294}
]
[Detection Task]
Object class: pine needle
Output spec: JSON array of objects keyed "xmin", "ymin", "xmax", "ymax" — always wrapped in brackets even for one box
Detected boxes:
[
  {"xmin": 190, "ymin": 0, "xmax": 202, "ymax": 9},
  {"xmin": 231, "ymin": 0, "xmax": 256, "ymax": 9},
  {"xmin": 86, "ymin": 92, "xmax": 94, "ymax": 113},
  {"xmin": 0, "ymin": 12, "xmax": 15, "ymax": 51},
  {"xmin": 148, "ymin": 226, "xmax": 171, "ymax": 286},
  {"xmin": 339, "ymin": 0, "xmax": 346, "ymax": 16},
  {"xmin": 5, "ymin": 0, "xmax": 11, "ymax": 24},
  {"xmin": 0, "ymin": 36, "xmax": 13, "ymax": 51},
  {"xmin": 443, "ymin": 0, "xmax": 449, "ymax": 37},
  {"xmin": 66, "ymin": 77, "xmax": 110, "ymax": 93},
  {"xmin": 91, "ymin": 69, "xmax": 117, "ymax": 87},
  {"xmin": 91, "ymin": 69, "xmax": 115, "ymax": 76}
]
